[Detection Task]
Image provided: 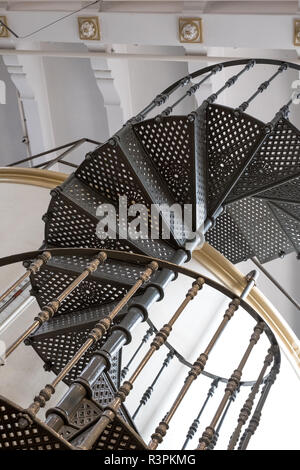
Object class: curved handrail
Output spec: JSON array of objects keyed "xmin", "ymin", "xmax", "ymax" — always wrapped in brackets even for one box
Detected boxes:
[
  {"xmin": 0, "ymin": 167, "xmax": 66, "ymax": 189},
  {"xmin": 195, "ymin": 245, "xmax": 300, "ymax": 377},
  {"xmin": 0, "ymin": 247, "xmax": 280, "ymax": 387},
  {"xmin": 0, "ymin": 169, "xmax": 298, "ymax": 375},
  {"xmin": 136, "ymin": 58, "xmax": 300, "ymax": 120},
  {"xmin": 160, "ymin": 58, "xmax": 300, "ymax": 98}
]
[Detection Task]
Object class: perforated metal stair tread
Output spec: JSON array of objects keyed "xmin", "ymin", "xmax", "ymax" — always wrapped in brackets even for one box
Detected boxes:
[
  {"xmin": 30, "ymin": 301, "xmax": 122, "ymax": 339},
  {"xmin": 75, "ymin": 128, "xmax": 185, "ymax": 248},
  {"xmin": 226, "ymin": 117, "xmax": 300, "ymax": 203},
  {"xmin": 38, "ymin": 254, "xmax": 150, "ymax": 288},
  {"xmin": 30, "ymin": 257, "xmax": 149, "ymax": 316},
  {"xmin": 206, "ymin": 198, "xmax": 294, "ymax": 264},
  {"xmin": 204, "ymin": 103, "xmax": 264, "ymax": 216},
  {"xmin": 205, "ymin": 210, "xmax": 255, "ymax": 264},
  {"xmin": 268, "ymin": 202, "xmax": 300, "ymax": 252},
  {"xmin": 70, "ymin": 411, "xmax": 147, "ymax": 450},
  {"xmin": 29, "ymin": 304, "xmax": 121, "ymax": 387},
  {"xmin": 0, "ymin": 395, "xmax": 72, "ymax": 450},
  {"xmin": 45, "ymin": 176, "xmax": 177, "ymax": 261},
  {"xmin": 133, "ymin": 110, "xmax": 206, "ymax": 230},
  {"xmin": 255, "ymin": 174, "xmax": 300, "ymax": 204}
]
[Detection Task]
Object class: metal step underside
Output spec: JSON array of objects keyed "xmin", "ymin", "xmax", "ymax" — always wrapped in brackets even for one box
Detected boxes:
[
  {"xmin": 29, "ymin": 254, "xmax": 151, "ymax": 315},
  {"xmin": 29, "ymin": 302, "xmax": 122, "ymax": 387},
  {"xmin": 75, "ymin": 125, "xmax": 187, "ymax": 248},
  {"xmin": 226, "ymin": 117, "xmax": 300, "ymax": 203},
  {"xmin": 133, "ymin": 110, "xmax": 207, "ymax": 231},
  {"xmin": 0, "ymin": 395, "xmax": 72, "ymax": 450},
  {"xmin": 204, "ymin": 103, "xmax": 265, "ymax": 216},
  {"xmin": 44, "ymin": 176, "xmax": 176, "ymax": 261},
  {"xmin": 0, "ymin": 395, "xmax": 143, "ymax": 450}
]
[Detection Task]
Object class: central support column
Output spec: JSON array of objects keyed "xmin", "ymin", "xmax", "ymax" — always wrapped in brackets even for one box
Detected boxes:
[{"xmin": 45, "ymin": 248, "xmax": 190, "ymax": 432}]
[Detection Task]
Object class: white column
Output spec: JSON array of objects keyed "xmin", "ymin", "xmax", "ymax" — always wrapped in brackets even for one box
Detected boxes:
[
  {"xmin": 86, "ymin": 44, "xmax": 131, "ymax": 135},
  {"xmin": 2, "ymin": 54, "xmax": 44, "ymax": 156}
]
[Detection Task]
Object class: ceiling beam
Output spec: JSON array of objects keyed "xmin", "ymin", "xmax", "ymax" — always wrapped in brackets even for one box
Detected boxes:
[{"xmin": 0, "ymin": 48, "xmax": 299, "ymax": 65}]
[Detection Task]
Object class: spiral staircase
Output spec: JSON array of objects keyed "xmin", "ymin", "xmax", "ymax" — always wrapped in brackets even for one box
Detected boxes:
[{"xmin": 0, "ymin": 59, "xmax": 300, "ymax": 451}]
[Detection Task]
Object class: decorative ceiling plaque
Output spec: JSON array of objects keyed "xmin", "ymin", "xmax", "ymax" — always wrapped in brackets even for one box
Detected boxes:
[
  {"xmin": 78, "ymin": 17, "xmax": 100, "ymax": 41},
  {"xmin": 294, "ymin": 19, "xmax": 300, "ymax": 46},
  {"xmin": 179, "ymin": 17, "xmax": 203, "ymax": 43},
  {"xmin": 0, "ymin": 16, "xmax": 9, "ymax": 38}
]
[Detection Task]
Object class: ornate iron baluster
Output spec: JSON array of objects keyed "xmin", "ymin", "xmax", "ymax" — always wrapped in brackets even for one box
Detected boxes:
[
  {"xmin": 204, "ymin": 60, "xmax": 256, "ymax": 105},
  {"xmin": 235, "ymin": 63, "xmax": 288, "ymax": 115},
  {"xmin": 45, "ymin": 249, "xmax": 189, "ymax": 433},
  {"xmin": 74, "ymin": 277, "xmax": 205, "ymax": 450},
  {"xmin": 197, "ymin": 321, "xmax": 265, "ymax": 450},
  {"xmin": 159, "ymin": 65, "xmax": 223, "ymax": 117},
  {"xmin": 0, "ymin": 251, "xmax": 51, "ymax": 304},
  {"xmin": 228, "ymin": 347, "xmax": 274, "ymax": 450},
  {"xmin": 238, "ymin": 358, "xmax": 280, "ymax": 450},
  {"xmin": 147, "ymin": 271, "xmax": 257, "ymax": 450},
  {"xmin": 121, "ymin": 327, "xmax": 154, "ymax": 380},
  {"xmin": 4, "ymin": 251, "xmax": 107, "ymax": 360},
  {"xmin": 133, "ymin": 349, "xmax": 175, "ymax": 420},
  {"xmin": 182, "ymin": 378, "xmax": 219, "ymax": 450},
  {"xmin": 208, "ymin": 386, "xmax": 240, "ymax": 450},
  {"xmin": 17, "ymin": 261, "xmax": 158, "ymax": 428},
  {"xmin": 132, "ymin": 74, "xmax": 194, "ymax": 123}
]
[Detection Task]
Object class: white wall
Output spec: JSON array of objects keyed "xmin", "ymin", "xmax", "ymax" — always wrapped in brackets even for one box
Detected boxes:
[
  {"xmin": 42, "ymin": 45, "xmax": 110, "ymax": 165},
  {"xmin": 122, "ymin": 257, "xmax": 300, "ymax": 450},
  {"xmin": 124, "ymin": 45, "xmax": 196, "ymax": 117},
  {"xmin": 0, "ymin": 10, "xmax": 299, "ymax": 449},
  {"xmin": 0, "ymin": 189, "xmax": 298, "ymax": 450},
  {"xmin": 0, "ymin": 57, "xmax": 27, "ymax": 166},
  {"xmin": 0, "ymin": 183, "xmax": 68, "ymax": 416}
]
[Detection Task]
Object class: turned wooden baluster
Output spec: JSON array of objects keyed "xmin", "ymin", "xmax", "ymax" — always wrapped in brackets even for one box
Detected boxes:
[
  {"xmin": 4, "ymin": 251, "xmax": 107, "ymax": 360},
  {"xmin": 18, "ymin": 261, "xmax": 159, "ymax": 429},
  {"xmin": 147, "ymin": 270, "xmax": 258, "ymax": 450},
  {"xmin": 197, "ymin": 321, "xmax": 265, "ymax": 450},
  {"xmin": 147, "ymin": 298, "xmax": 241, "ymax": 450},
  {"xmin": 74, "ymin": 277, "xmax": 206, "ymax": 450},
  {"xmin": 227, "ymin": 347, "xmax": 274, "ymax": 450}
]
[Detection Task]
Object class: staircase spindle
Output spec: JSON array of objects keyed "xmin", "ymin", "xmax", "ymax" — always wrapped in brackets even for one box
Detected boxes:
[
  {"xmin": 238, "ymin": 356, "xmax": 280, "ymax": 450},
  {"xmin": 209, "ymin": 93, "xmax": 299, "ymax": 214},
  {"xmin": 132, "ymin": 349, "xmax": 175, "ymax": 420},
  {"xmin": 147, "ymin": 270, "xmax": 257, "ymax": 450},
  {"xmin": 235, "ymin": 63, "xmax": 288, "ymax": 114},
  {"xmin": 133, "ymin": 74, "xmax": 194, "ymax": 123},
  {"xmin": 74, "ymin": 277, "xmax": 205, "ymax": 450},
  {"xmin": 227, "ymin": 347, "xmax": 274, "ymax": 450},
  {"xmin": 208, "ymin": 386, "xmax": 240, "ymax": 450},
  {"xmin": 17, "ymin": 261, "xmax": 158, "ymax": 429},
  {"xmin": 204, "ymin": 60, "xmax": 256, "ymax": 105},
  {"xmin": 159, "ymin": 65, "xmax": 223, "ymax": 117},
  {"xmin": 45, "ymin": 250, "xmax": 188, "ymax": 434},
  {"xmin": 0, "ymin": 251, "xmax": 51, "ymax": 304},
  {"xmin": 4, "ymin": 252, "xmax": 107, "ymax": 360},
  {"xmin": 121, "ymin": 327, "xmax": 154, "ymax": 380},
  {"xmin": 197, "ymin": 321, "xmax": 265, "ymax": 450},
  {"xmin": 182, "ymin": 378, "xmax": 219, "ymax": 450}
]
